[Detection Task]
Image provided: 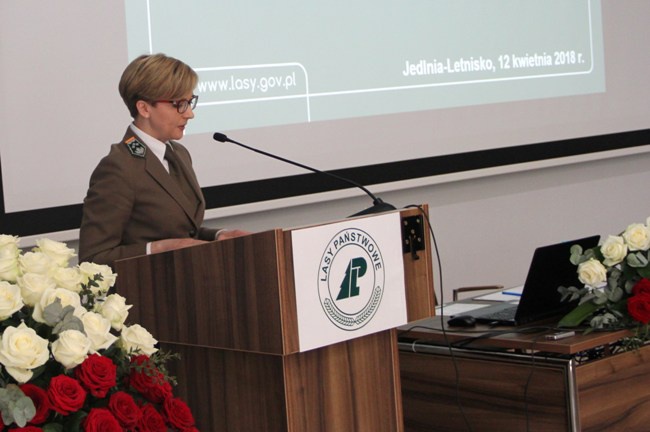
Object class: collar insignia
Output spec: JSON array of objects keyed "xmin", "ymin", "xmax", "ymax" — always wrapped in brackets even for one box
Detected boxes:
[{"xmin": 125, "ymin": 137, "xmax": 146, "ymax": 158}]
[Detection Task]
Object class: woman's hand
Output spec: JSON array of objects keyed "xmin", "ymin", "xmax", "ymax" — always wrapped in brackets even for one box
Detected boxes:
[
  {"xmin": 216, "ymin": 229, "xmax": 251, "ymax": 240},
  {"xmin": 150, "ymin": 238, "xmax": 208, "ymax": 254}
]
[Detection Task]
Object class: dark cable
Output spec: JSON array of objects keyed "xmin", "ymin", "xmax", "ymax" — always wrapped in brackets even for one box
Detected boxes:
[{"xmin": 405, "ymin": 204, "xmax": 474, "ymax": 432}]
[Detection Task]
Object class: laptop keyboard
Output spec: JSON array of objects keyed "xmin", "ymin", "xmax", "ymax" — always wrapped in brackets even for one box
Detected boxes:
[{"xmin": 478, "ymin": 305, "xmax": 517, "ymax": 321}]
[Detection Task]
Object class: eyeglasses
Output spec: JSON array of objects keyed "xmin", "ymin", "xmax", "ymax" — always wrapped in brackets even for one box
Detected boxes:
[{"xmin": 153, "ymin": 95, "xmax": 198, "ymax": 113}]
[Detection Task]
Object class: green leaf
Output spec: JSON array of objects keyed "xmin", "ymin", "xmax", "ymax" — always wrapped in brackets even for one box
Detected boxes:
[
  {"xmin": 12, "ymin": 396, "xmax": 36, "ymax": 426},
  {"xmin": 590, "ymin": 312, "xmax": 619, "ymax": 329},
  {"xmin": 607, "ymin": 285, "xmax": 625, "ymax": 302},
  {"xmin": 558, "ymin": 301, "xmax": 599, "ymax": 327},
  {"xmin": 627, "ymin": 252, "xmax": 649, "ymax": 268},
  {"xmin": 0, "ymin": 384, "xmax": 36, "ymax": 427},
  {"xmin": 42, "ymin": 298, "xmax": 67, "ymax": 326},
  {"xmin": 52, "ymin": 310, "xmax": 85, "ymax": 335},
  {"xmin": 558, "ymin": 285, "xmax": 587, "ymax": 302},
  {"xmin": 43, "ymin": 424, "xmax": 64, "ymax": 432},
  {"xmin": 569, "ymin": 245, "xmax": 584, "ymax": 265},
  {"xmin": 592, "ymin": 289, "xmax": 609, "ymax": 305},
  {"xmin": 638, "ymin": 260, "xmax": 650, "ymax": 279}
]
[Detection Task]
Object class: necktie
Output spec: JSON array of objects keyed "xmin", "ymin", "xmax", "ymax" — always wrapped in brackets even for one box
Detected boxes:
[{"xmin": 165, "ymin": 144, "xmax": 198, "ymax": 205}]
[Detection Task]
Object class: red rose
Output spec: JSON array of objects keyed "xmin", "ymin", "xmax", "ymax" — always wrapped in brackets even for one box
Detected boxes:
[
  {"xmin": 163, "ymin": 396, "xmax": 196, "ymax": 430},
  {"xmin": 128, "ymin": 355, "xmax": 172, "ymax": 403},
  {"xmin": 19, "ymin": 384, "xmax": 51, "ymax": 425},
  {"xmin": 137, "ymin": 404, "xmax": 167, "ymax": 432},
  {"xmin": 47, "ymin": 375, "xmax": 87, "ymax": 416},
  {"xmin": 74, "ymin": 354, "xmax": 117, "ymax": 398},
  {"xmin": 9, "ymin": 427, "xmax": 43, "ymax": 432},
  {"xmin": 633, "ymin": 278, "xmax": 650, "ymax": 296},
  {"xmin": 109, "ymin": 391, "xmax": 142, "ymax": 428},
  {"xmin": 82, "ymin": 408, "xmax": 122, "ymax": 431},
  {"xmin": 628, "ymin": 291, "xmax": 650, "ymax": 324}
]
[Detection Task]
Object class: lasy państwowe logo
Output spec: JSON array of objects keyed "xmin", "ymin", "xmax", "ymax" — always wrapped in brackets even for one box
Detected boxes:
[{"xmin": 318, "ymin": 228, "xmax": 385, "ymax": 331}]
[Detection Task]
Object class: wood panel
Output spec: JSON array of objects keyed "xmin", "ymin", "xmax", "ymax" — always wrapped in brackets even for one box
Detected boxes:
[
  {"xmin": 284, "ymin": 330, "xmax": 403, "ymax": 432},
  {"xmin": 115, "ymin": 229, "xmax": 288, "ymax": 354},
  {"xmin": 166, "ymin": 330, "xmax": 403, "ymax": 432},
  {"xmin": 400, "ymin": 350, "xmax": 571, "ymax": 432},
  {"xmin": 166, "ymin": 342, "xmax": 289, "ymax": 432},
  {"xmin": 575, "ymin": 344, "xmax": 650, "ymax": 432},
  {"xmin": 279, "ymin": 229, "xmax": 301, "ymax": 355}
]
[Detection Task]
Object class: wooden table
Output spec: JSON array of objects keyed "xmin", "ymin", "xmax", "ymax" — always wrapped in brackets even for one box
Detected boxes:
[{"xmin": 398, "ymin": 316, "xmax": 650, "ymax": 431}]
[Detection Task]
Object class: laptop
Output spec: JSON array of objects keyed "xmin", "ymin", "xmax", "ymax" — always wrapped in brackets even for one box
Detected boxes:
[{"xmin": 454, "ymin": 235, "xmax": 600, "ymax": 326}]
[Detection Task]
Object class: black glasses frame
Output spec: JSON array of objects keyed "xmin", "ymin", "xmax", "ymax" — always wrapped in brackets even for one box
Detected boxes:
[{"xmin": 153, "ymin": 94, "xmax": 199, "ymax": 113}]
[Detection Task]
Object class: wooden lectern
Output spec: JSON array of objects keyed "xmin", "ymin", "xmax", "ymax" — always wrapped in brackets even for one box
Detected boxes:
[{"xmin": 114, "ymin": 207, "xmax": 435, "ymax": 431}]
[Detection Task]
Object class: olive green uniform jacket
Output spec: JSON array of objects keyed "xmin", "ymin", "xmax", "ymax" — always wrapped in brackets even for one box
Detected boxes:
[{"xmin": 79, "ymin": 128, "xmax": 218, "ymax": 267}]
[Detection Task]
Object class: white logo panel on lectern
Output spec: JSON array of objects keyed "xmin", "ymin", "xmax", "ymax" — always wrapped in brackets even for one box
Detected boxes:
[{"xmin": 291, "ymin": 212, "xmax": 406, "ymax": 352}]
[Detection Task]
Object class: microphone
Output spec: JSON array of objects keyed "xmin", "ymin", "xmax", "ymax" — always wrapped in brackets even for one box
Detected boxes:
[{"xmin": 213, "ymin": 132, "xmax": 396, "ymax": 216}]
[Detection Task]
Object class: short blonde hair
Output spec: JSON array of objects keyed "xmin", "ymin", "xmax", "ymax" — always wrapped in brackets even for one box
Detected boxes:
[{"xmin": 119, "ymin": 53, "xmax": 198, "ymax": 118}]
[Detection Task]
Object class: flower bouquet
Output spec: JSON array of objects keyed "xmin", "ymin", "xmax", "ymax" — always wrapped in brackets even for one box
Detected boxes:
[
  {"xmin": 558, "ymin": 217, "xmax": 650, "ymax": 344},
  {"xmin": 0, "ymin": 235, "xmax": 198, "ymax": 431}
]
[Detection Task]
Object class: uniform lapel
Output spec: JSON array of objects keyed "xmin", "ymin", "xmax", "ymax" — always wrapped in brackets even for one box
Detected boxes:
[
  {"xmin": 121, "ymin": 130, "xmax": 201, "ymax": 229},
  {"xmin": 166, "ymin": 142, "xmax": 203, "ymax": 204}
]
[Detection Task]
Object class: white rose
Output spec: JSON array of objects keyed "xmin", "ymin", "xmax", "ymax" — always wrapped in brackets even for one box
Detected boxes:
[
  {"xmin": 0, "ymin": 281, "xmax": 24, "ymax": 320},
  {"xmin": 0, "ymin": 256, "xmax": 21, "ymax": 283},
  {"xmin": 33, "ymin": 238, "xmax": 76, "ymax": 267},
  {"xmin": 78, "ymin": 262, "xmax": 117, "ymax": 295},
  {"xmin": 578, "ymin": 259, "xmax": 607, "ymax": 287},
  {"xmin": 32, "ymin": 287, "xmax": 84, "ymax": 324},
  {"xmin": 0, "ymin": 322, "xmax": 49, "ymax": 383},
  {"xmin": 82, "ymin": 311, "xmax": 118, "ymax": 353},
  {"xmin": 16, "ymin": 273, "xmax": 56, "ymax": 307},
  {"xmin": 95, "ymin": 293, "xmax": 132, "ymax": 331},
  {"xmin": 51, "ymin": 329, "xmax": 91, "ymax": 369},
  {"xmin": 19, "ymin": 251, "xmax": 56, "ymax": 276},
  {"xmin": 51, "ymin": 266, "xmax": 83, "ymax": 293},
  {"xmin": 0, "ymin": 235, "xmax": 20, "ymax": 250},
  {"xmin": 0, "ymin": 236, "xmax": 21, "ymax": 283},
  {"xmin": 622, "ymin": 222, "xmax": 650, "ymax": 251},
  {"xmin": 600, "ymin": 235, "xmax": 628, "ymax": 266},
  {"xmin": 118, "ymin": 324, "xmax": 158, "ymax": 356}
]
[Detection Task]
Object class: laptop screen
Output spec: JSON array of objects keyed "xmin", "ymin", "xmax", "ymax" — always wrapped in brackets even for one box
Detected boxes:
[{"xmin": 514, "ymin": 235, "xmax": 600, "ymax": 324}]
